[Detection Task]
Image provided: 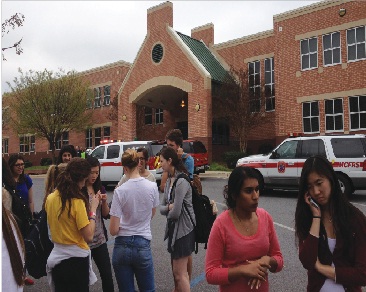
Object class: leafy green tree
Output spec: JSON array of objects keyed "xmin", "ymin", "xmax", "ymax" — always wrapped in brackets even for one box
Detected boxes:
[
  {"xmin": 213, "ymin": 66, "xmax": 272, "ymax": 153},
  {"xmin": 6, "ymin": 69, "xmax": 92, "ymax": 161}
]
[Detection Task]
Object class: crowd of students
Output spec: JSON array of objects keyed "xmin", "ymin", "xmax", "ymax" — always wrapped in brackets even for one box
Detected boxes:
[{"xmin": 2, "ymin": 129, "xmax": 366, "ymax": 292}]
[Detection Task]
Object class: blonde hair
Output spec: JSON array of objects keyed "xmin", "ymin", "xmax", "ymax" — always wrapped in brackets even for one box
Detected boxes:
[
  {"xmin": 121, "ymin": 149, "xmax": 139, "ymax": 170},
  {"xmin": 43, "ymin": 163, "xmax": 68, "ymax": 209}
]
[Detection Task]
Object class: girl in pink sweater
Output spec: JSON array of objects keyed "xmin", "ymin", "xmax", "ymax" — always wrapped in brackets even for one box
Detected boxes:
[{"xmin": 205, "ymin": 166, "xmax": 284, "ymax": 291}]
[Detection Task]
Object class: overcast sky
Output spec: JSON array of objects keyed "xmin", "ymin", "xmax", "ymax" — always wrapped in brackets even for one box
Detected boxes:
[{"xmin": 1, "ymin": 0, "xmax": 319, "ymax": 93}]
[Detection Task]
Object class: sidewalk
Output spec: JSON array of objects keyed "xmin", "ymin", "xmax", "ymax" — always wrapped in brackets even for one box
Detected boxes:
[{"xmin": 200, "ymin": 170, "xmax": 231, "ymax": 179}]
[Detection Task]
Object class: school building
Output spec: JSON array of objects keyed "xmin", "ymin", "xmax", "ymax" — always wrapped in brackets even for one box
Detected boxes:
[{"xmin": 2, "ymin": 0, "xmax": 366, "ymax": 164}]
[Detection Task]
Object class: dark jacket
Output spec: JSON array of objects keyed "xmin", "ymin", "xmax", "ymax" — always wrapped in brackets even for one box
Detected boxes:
[{"xmin": 299, "ymin": 206, "xmax": 366, "ymax": 292}]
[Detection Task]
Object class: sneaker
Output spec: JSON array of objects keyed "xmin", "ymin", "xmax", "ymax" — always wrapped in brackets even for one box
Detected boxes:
[{"xmin": 24, "ymin": 277, "xmax": 35, "ymax": 285}]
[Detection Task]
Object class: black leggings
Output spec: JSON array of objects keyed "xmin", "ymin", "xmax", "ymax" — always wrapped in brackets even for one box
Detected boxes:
[
  {"xmin": 52, "ymin": 256, "xmax": 89, "ymax": 292},
  {"xmin": 91, "ymin": 243, "xmax": 114, "ymax": 292}
]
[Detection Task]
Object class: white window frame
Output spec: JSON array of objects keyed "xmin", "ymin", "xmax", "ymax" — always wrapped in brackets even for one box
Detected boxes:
[
  {"xmin": 248, "ymin": 60, "xmax": 261, "ymax": 113},
  {"xmin": 347, "ymin": 25, "xmax": 366, "ymax": 62},
  {"xmin": 86, "ymin": 128, "xmax": 93, "ymax": 149},
  {"xmin": 55, "ymin": 132, "xmax": 69, "ymax": 150},
  {"xmin": 103, "ymin": 85, "xmax": 111, "ymax": 106},
  {"xmin": 302, "ymin": 101, "xmax": 320, "ymax": 134},
  {"xmin": 301, "ymin": 37, "xmax": 318, "ymax": 70},
  {"xmin": 264, "ymin": 57, "xmax": 275, "ymax": 112},
  {"xmin": 155, "ymin": 108, "xmax": 163, "ymax": 124},
  {"xmin": 94, "ymin": 87, "xmax": 101, "ymax": 108},
  {"xmin": 349, "ymin": 95, "xmax": 366, "ymax": 131},
  {"xmin": 19, "ymin": 135, "xmax": 35, "ymax": 153},
  {"xmin": 325, "ymin": 98, "xmax": 344, "ymax": 133},
  {"xmin": 322, "ymin": 31, "xmax": 341, "ymax": 67}
]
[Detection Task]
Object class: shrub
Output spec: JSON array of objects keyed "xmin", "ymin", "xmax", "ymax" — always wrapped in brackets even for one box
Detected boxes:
[
  {"xmin": 223, "ymin": 151, "xmax": 246, "ymax": 169},
  {"xmin": 24, "ymin": 160, "xmax": 32, "ymax": 168},
  {"xmin": 40, "ymin": 157, "xmax": 52, "ymax": 166}
]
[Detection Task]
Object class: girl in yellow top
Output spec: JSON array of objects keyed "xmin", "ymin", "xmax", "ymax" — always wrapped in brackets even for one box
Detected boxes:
[{"xmin": 45, "ymin": 157, "xmax": 100, "ymax": 292}]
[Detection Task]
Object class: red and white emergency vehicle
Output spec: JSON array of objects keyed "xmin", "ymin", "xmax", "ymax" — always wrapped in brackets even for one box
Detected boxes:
[
  {"xmin": 236, "ymin": 134, "xmax": 366, "ymax": 196},
  {"xmin": 90, "ymin": 140, "xmax": 165, "ymax": 185}
]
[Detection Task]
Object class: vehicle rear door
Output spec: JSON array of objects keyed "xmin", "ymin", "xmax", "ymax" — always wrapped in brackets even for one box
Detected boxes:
[
  {"xmin": 97, "ymin": 144, "xmax": 122, "ymax": 183},
  {"xmin": 266, "ymin": 139, "xmax": 300, "ymax": 187}
]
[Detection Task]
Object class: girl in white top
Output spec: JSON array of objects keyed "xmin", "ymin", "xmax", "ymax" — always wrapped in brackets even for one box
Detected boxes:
[{"xmin": 110, "ymin": 149, "xmax": 159, "ymax": 292}]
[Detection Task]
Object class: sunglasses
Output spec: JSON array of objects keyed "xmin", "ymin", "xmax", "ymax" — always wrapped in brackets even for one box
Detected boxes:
[
  {"xmin": 241, "ymin": 186, "xmax": 260, "ymax": 194},
  {"xmin": 14, "ymin": 163, "xmax": 25, "ymax": 167}
]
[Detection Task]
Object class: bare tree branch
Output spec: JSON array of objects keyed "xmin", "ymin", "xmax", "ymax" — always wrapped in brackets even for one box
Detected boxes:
[{"xmin": 2, "ymin": 13, "xmax": 25, "ymax": 60}]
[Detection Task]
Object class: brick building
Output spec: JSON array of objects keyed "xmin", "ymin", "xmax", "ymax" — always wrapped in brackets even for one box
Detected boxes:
[{"xmin": 2, "ymin": 0, "xmax": 366, "ymax": 165}]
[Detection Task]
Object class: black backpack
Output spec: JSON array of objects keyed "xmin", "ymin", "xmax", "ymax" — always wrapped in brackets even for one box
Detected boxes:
[
  {"xmin": 24, "ymin": 209, "xmax": 54, "ymax": 279},
  {"xmin": 3, "ymin": 183, "xmax": 33, "ymax": 237},
  {"xmin": 173, "ymin": 173, "xmax": 216, "ymax": 254}
]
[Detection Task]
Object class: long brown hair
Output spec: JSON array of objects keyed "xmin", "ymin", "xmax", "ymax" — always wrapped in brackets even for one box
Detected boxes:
[
  {"xmin": 55, "ymin": 158, "xmax": 91, "ymax": 218},
  {"xmin": 2, "ymin": 204, "xmax": 25, "ymax": 286}
]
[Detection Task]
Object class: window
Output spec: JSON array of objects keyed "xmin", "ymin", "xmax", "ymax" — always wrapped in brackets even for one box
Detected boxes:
[
  {"xmin": 349, "ymin": 95, "xmax": 366, "ymax": 130},
  {"xmin": 155, "ymin": 108, "xmax": 163, "ymax": 124},
  {"xmin": 94, "ymin": 127, "xmax": 101, "ymax": 146},
  {"xmin": 299, "ymin": 139, "xmax": 326, "ymax": 159},
  {"xmin": 323, "ymin": 32, "xmax": 341, "ymax": 66},
  {"xmin": 325, "ymin": 98, "xmax": 343, "ymax": 132},
  {"xmin": 301, "ymin": 37, "xmax": 318, "ymax": 70},
  {"xmin": 56, "ymin": 132, "xmax": 69, "ymax": 150},
  {"xmin": 264, "ymin": 58, "xmax": 275, "ymax": 111},
  {"xmin": 106, "ymin": 145, "xmax": 120, "ymax": 159},
  {"xmin": 86, "ymin": 128, "xmax": 93, "ymax": 148},
  {"xmin": 347, "ymin": 26, "xmax": 366, "ymax": 62},
  {"xmin": 86, "ymin": 89, "xmax": 93, "ymax": 109},
  {"xmin": 331, "ymin": 138, "xmax": 366, "ymax": 158},
  {"xmin": 103, "ymin": 126, "xmax": 110, "ymax": 140},
  {"xmin": 103, "ymin": 85, "xmax": 111, "ymax": 106},
  {"xmin": 2, "ymin": 138, "xmax": 9, "ymax": 154},
  {"xmin": 94, "ymin": 87, "xmax": 101, "ymax": 108},
  {"xmin": 248, "ymin": 60, "xmax": 261, "ymax": 112},
  {"xmin": 212, "ymin": 120, "xmax": 229, "ymax": 145},
  {"xmin": 91, "ymin": 146, "xmax": 105, "ymax": 159},
  {"xmin": 19, "ymin": 135, "xmax": 35, "ymax": 153},
  {"xmin": 275, "ymin": 140, "xmax": 299, "ymax": 159},
  {"xmin": 145, "ymin": 107, "xmax": 152, "ymax": 125},
  {"xmin": 303, "ymin": 101, "xmax": 319, "ymax": 133}
]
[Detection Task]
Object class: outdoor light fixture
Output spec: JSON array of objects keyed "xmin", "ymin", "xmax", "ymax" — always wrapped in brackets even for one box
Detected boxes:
[
  {"xmin": 339, "ymin": 8, "xmax": 346, "ymax": 17},
  {"xmin": 180, "ymin": 99, "xmax": 185, "ymax": 108},
  {"xmin": 122, "ymin": 114, "xmax": 127, "ymax": 121},
  {"xmin": 195, "ymin": 103, "xmax": 200, "ymax": 112}
]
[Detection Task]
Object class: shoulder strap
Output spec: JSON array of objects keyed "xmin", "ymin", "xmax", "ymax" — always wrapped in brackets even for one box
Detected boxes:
[{"xmin": 171, "ymin": 173, "xmax": 190, "ymax": 190}]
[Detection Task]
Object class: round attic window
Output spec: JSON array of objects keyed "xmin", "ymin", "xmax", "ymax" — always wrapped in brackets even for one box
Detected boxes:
[{"xmin": 152, "ymin": 44, "xmax": 163, "ymax": 63}]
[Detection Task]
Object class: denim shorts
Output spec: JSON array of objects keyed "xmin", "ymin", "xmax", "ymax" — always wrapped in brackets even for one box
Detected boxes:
[{"xmin": 112, "ymin": 235, "xmax": 155, "ymax": 292}]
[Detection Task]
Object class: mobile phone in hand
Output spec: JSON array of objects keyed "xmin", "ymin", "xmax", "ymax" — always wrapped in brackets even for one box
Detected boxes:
[
  {"xmin": 101, "ymin": 185, "xmax": 106, "ymax": 194},
  {"xmin": 309, "ymin": 197, "xmax": 319, "ymax": 209}
]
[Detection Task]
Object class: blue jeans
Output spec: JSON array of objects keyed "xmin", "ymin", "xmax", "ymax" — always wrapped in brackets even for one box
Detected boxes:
[{"xmin": 112, "ymin": 236, "xmax": 155, "ymax": 292}]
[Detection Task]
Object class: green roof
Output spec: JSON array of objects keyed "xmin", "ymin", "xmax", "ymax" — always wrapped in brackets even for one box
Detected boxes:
[{"xmin": 176, "ymin": 31, "xmax": 229, "ymax": 83}]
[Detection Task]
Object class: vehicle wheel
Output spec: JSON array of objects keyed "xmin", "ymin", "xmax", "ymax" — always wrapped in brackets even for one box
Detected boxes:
[{"xmin": 336, "ymin": 173, "xmax": 353, "ymax": 198}]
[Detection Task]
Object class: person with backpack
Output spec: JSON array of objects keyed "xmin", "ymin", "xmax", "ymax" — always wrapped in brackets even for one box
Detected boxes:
[
  {"xmin": 45, "ymin": 157, "xmax": 100, "ymax": 291},
  {"xmin": 160, "ymin": 128, "xmax": 195, "ymax": 281},
  {"xmin": 160, "ymin": 147, "xmax": 195, "ymax": 292},
  {"xmin": 81, "ymin": 156, "xmax": 114, "ymax": 292},
  {"xmin": 205, "ymin": 166, "xmax": 284, "ymax": 291},
  {"xmin": 7, "ymin": 154, "xmax": 36, "ymax": 286},
  {"xmin": 8, "ymin": 154, "xmax": 34, "ymax": 220}
]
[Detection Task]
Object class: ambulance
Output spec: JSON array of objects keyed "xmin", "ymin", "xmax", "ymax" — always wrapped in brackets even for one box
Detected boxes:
[
  {"xmin": 236, "ymin": 134, "xmax": 366, "ymax": 197},
  {"xmin": 90, "ymin": 140, "xmax": 165, "ymax": 186}
]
